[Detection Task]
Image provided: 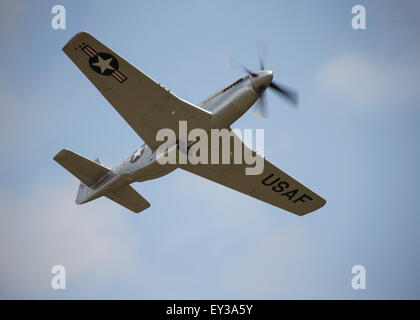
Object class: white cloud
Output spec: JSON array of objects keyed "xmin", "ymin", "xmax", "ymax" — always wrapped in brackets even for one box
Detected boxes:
[
  {"xmin": 222, "ymin": 228, "xmax": 321, "ymax": 298},
  {"xmin": 316, "ymin": 49, "xmax": 420, "ymax": 109},
  {"xmin": 0, "ymin": 75, "xmax": 50, "ymax": 153},
  {"xmin": 0, "ymin": 181, "xmax": 145, "ymax": 298},
  {"xmin": 0, "ymin": 174, "xmax": 272, "ymax": 299},
  {"xmin": 0, "ymin": 169, "xmax": 330, "ymax": 299}
]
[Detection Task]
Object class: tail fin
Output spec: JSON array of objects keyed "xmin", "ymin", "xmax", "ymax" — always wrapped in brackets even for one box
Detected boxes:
[
  {"xmin": 54, "ymin": 149, "xmax": 111, "ymax": 204},
  {"xmin": 54, "ymin": 149, "xmax": 150, "ymax": 213}
]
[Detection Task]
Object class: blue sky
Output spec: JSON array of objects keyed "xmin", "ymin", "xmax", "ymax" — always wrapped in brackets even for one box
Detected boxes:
[{"xmin": 0, "ymin": 0, "xmax": 419, "ymax": 299}]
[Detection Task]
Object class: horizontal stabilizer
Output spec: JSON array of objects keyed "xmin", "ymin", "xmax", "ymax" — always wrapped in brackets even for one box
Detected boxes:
[
  {"xmin": 105, "ymin": 184, "xmax": 150, "ymax": 213},
  {"xmin": 54, "ymin": 149, "xmax": 111, "ymax": 186}
]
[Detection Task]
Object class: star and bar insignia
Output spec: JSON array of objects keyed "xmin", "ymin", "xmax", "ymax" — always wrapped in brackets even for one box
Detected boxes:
[{"xmin": 82, "ymin": 45, "xmax": 127, "ymax": 83}]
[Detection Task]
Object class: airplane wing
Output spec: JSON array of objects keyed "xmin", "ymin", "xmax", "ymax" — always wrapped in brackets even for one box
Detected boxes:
[
  {"xmin": 63, "ymin": 32, "xmax": 211, "ymax": 151},
  {"xmin": 180, "ymin": 131, "xmax": 326, "ymax": 216}
]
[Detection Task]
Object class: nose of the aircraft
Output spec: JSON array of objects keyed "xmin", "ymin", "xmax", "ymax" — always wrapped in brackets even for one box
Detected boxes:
[{"xmin": 251, "ymin": 70, "xmax": 273, "ymax": 93}]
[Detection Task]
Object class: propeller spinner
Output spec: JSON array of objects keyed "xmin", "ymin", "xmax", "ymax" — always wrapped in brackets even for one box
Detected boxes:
[{"xmin": 236, "ymin": 55, "xmax": 299, "ymax": 120}]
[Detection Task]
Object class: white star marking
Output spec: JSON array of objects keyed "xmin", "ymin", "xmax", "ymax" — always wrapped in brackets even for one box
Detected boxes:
[{"xmin": 92, "ymin": 55, "xmax": 115, "ymax": 74}]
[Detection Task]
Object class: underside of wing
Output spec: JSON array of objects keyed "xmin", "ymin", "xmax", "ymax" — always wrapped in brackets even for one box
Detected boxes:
[
  {"xmin": 63, "ymin": 32, "xmax": 211, "ymax": 151},
  {"xmin": 180, "ymin": 131, "xmax": 326, "ymax": 216}
]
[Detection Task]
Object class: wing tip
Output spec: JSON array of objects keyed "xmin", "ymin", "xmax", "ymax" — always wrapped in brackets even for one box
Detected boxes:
[
  {"xmin": 53, "ymin": 148, "xmax": 70, "ymax": 161},
  {"xmin": 132, "ymin": 202, "xmax": 151, "ymax": 214},
  {"xmin": 296, "ymin": 197, "xmax": 327, "ymax": 216},
  {"xmin": 62, "ymin": 31, "xmax": 91, "ymax": 52}
]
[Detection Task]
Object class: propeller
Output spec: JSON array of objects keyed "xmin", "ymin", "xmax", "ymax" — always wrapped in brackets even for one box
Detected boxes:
[
  {"xmin": 228, "ymin": 43, "xmax": 298, "ymax": 120},
  {"xmin": 239, "ymin": 64, "xmax": 298, "ymax": 120}
]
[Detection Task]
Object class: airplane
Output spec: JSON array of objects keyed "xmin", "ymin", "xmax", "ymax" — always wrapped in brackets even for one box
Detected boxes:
[{"xmin": 54, "ymin": 32, "xmax": 326, "ymax": 216}]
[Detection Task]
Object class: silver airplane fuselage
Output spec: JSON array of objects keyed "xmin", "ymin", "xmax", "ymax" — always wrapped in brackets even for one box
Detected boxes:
[{"xmin": 76, "ymin": 71, "xmax": 274, "ymax": 204}]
